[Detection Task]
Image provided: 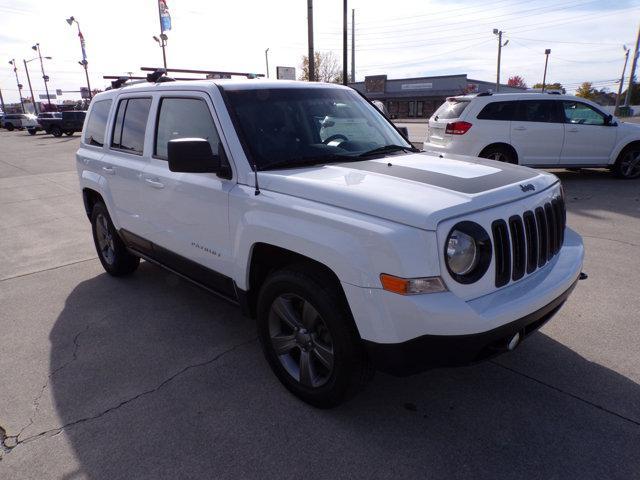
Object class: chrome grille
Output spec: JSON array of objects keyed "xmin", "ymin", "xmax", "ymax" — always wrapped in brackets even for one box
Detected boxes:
[{"xmin": 492, "ymin": 196, "xmax": 566, "ymax": 287}]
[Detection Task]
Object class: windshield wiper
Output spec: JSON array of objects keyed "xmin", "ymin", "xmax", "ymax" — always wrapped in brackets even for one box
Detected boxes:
[
  {"xmin": 358, "ymin": 144, "xmax": 420, "ymax": 158},
  {"xmin": 261, "ymin": 154, "xmax": 351, "ymax": 171}
]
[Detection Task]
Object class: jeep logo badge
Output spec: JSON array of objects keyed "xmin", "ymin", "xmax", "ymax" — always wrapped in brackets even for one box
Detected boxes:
[{"xmin": 520, "ymin": 183, "xmax": 535, "ymax": 192}]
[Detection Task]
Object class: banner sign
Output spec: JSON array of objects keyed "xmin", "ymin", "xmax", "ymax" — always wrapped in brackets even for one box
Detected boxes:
[
  {"xmin": 159, "ymin": 0, "xmax": 172, "ymax": 32},
  {"xmin": 78, "ymin": 31, "xmax": 87, "ymax": 62}
]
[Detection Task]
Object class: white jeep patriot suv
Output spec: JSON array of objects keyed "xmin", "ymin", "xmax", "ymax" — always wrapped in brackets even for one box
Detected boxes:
[{"xmin": 76, "ymin": 74, "xmax": 584, "ymax": 407}]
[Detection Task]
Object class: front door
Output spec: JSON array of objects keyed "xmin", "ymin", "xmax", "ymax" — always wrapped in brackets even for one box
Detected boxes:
[
  {"xmin": 559, "ymin": 100, "xmax": 618, "ymax": 165},
  {"xmin": 510, "ymin": 100, "xmax": 565, "ymax": 166},
  {"xmin": 140, "ymin": 92, "xmax": 235, "ymax": 283}
]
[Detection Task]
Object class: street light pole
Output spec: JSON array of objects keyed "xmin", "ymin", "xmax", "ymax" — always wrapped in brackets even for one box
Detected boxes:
[
  {"xmin": 66, "ymin": 17, "xmax": 92, "ymax": 100},
  {"xmin": 0, "ymin": 85, "xmax": 5, "ymax": 113},
  {"xmin": 342, "ymin": 0, "xmax": 348, "ymax": 85},
  {"xmin": 307, "ymin": 0, "xmax": 315, "ymax": 81},
  {"xmin": 23, "ymin": 59, "xmax": 38, "ymax": 115},
  {"xmin": 351, "ymin": 9, "xmax": 355, "ymax": 83},
  {"xmin": 8, "ymin": 60, "xmax": 25, "ymax": 113},
  {"xmin": 32, "ymin": 43, "xmax": 51, "ymax": 106},
  {"xmin": 542, "ymin": 49, "xmax": 551, "ymax": 93},
  {"xmin": 624, "ymin": 23, "xmax": 640, "ymax": 108},
  {"xmin": 493, "ymin": 29, "xmax": 508, "ymax": 92},
  {"xmin": 265, "ymin": 48, "xmax": 270, "ymax": 78},
  {"xmin": 615, "ymin": 46, "xmax": 630, "ymax": 116}
]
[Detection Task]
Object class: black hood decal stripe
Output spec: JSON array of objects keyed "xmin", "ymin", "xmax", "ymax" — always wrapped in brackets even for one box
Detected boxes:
[{"xmin": 336, "ymin": 160, "xmax": 537, "ymax": 194}]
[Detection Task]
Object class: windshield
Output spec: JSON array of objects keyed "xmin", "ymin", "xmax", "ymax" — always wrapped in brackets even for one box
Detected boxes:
[{"xmin": 222, "ymin": 87, "xmax": 412, "ymax": 170}]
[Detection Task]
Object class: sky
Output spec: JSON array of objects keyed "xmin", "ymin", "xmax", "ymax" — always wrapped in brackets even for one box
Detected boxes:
[{"xmin": 0, "ymin": 0, "xmax": 639, "ymax": 104}]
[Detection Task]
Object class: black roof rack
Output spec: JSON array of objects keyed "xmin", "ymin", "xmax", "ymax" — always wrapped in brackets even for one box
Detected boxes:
[
  {"xmin": 146, "ymin": 68, "xmax": 175, "ymax": 83},
  {"xmin": 110, "ymin": 76, "xmax": 130, "ymax": 89}
]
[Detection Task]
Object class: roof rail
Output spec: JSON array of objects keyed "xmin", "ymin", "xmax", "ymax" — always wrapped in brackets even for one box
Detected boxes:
[{"xmin": 477, "ymin": 91, "xmax": 493, "ymax": 97}]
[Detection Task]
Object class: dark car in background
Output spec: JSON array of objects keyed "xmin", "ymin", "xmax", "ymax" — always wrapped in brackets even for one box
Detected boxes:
[
  {"xmin": 38, "ymin": 110, "xmax": 86, "ymax": 137},
  {"xmin": 27, "ymin": 112, "xmax": 63, "ymax": 135}
]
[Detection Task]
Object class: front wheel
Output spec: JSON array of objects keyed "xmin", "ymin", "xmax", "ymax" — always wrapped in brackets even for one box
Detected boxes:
[
  {"xmin": 257, "ymin": 266, "xmax": 372, "ymax": 408},
  {"xmin": 5, "ymin": 123, "xmax": 14, "ymax": 131},
  {"xmin": 613, "ymin": 144, "xmax": 640, "ymax": 179},
  {"xmin": 27, "ymin": 128, "xmax": 37, "ymax": 136},
  {"xmin": 479, "ymin": 145, "xmax": 517, "ymax": 164},
  {"xmin": 91, "ymin": 202, "xmax": 140, "ymax": 276},
  {"xmin": 51, "ymin": 126, "xmax": 63, "ymax": 137},
  {"xmin": 65, "ymin": 131, "xmax": 74, "ymax": 136}
]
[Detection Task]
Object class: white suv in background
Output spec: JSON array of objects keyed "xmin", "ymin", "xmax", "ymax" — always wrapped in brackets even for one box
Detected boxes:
[{"xmin": 423, "ymin": 93, "xmax": 640, "ymax": 179}]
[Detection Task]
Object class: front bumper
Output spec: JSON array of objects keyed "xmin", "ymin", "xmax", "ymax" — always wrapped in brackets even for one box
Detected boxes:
[{"xmin": 364, "ymin": 279, "xmax": 577, "ymax": 375}]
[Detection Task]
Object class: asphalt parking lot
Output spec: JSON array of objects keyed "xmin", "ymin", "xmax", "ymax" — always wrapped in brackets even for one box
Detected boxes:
[{"xmin": 1, "ymin": 129, "xmax": 639, "ymax": 479}]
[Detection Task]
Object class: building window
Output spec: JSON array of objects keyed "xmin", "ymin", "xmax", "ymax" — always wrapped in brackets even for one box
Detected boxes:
[
  {"xmin": 417, "ymin": 101, "xmax": 424, "ymax": 117},
  {"xmin": 409, "ymin": 101, "xmax": 416, "ymax": 117}
]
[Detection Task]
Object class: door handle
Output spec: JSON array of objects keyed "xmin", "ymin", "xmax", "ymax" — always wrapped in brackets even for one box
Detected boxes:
[
  {"xmin": 513, "ymin": 126, "xmax": 526, "ymax": 131},
  {"xmin": 145, "ymin": 178, "xmax": 165, "ymax": 189},
  {"xmin": 102, "ymin": 166, "xmax": 115, "ymax": 175}
]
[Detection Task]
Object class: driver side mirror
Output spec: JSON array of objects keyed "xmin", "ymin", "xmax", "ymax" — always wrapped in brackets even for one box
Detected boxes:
[
  {"xmin": 604, "ymin": 114, "xmax": 616, "ymax": 126},
  {"xmin": 168, "ymin": 138, "xmax": 221, "ymax": 173}
]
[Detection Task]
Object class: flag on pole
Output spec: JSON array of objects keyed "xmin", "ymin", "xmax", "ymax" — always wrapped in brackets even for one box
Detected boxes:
[{"xmin": 159, "ymin": 0, "xmax": 172, "ymax": 32}]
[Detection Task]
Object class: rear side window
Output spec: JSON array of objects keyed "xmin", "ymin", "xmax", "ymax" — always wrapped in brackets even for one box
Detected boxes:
[
  {"xmin": 477, "ymin": 101, "xmax": 517, "ymax": 121},
  {"xmin": 514, "ymin": 100, "xmax": 561, "ymax": 123},
  {"xmin": 433, "ymin": 99, "xmax": 470, "ymax": 120},
  {"xmin": 83, "ymin": 99, "xmax": 112, "ymax": 147},
  {"xmin": 111, "ymin": 98, "xmax": 152, "ymax": 155},
  {"xmin": 154, "ymin": 98, "xmax": 221, "ymax": 159}
]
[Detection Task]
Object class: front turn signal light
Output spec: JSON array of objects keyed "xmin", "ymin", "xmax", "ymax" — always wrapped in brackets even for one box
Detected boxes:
[{"xmin": 380, "ymin": 274, "xmax": 447, "ymax": 295}]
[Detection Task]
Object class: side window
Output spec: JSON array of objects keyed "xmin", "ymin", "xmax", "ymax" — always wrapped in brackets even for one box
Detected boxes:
[
  {"xmin": 562, "ymin": 101, "xmax": 605, "ymax": 126},
  {"xmin": 111, "ymin": 98, "xmax": 152, "ymax": 155},
  {"xmin": 477, "ymin": 101, "xmax": 517, "ymax": 120},
  {"xmin": 83, "ymin": 99, "xmax": 112, "ymax": 147},
  {"xmin": 514, "ymin": 100, "xmax": 560, "ymax": 123},
  {"xmin": 154, "ymin": 97, "xmax": 220, "ymax": 159}
]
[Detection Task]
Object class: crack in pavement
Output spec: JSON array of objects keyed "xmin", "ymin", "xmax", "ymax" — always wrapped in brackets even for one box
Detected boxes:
[
  {"xmin": 581, "ymin": 235, "xmax": 640, "ymax": 249},
  {"xmin": 14, "ymin": 325, "xmax": 90, "ymax": 443},
  {"xmin": 0, "ymin": 257, "xmax": 98, "ymax": 282},
  {"xmin": 490, "ymin": 360, "xmax": 640, "ymax": 427},
  {"xmin": 1, "ymin": 337, "xmax": 257, "ymax": 456}
]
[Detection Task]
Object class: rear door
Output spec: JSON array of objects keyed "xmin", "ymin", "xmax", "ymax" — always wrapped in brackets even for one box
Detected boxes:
[
  {"xmin": 427, "ymin": 98, "xmax": 471, "ymax": 146},
  {"xmin": 510, "ymin": 100, "xmax": 565, "ymax": 166},
  {"xmin": 102, "ymin": 96, "xmax": 153, "ymax": 235},
  {"xmin": 559, "ymin": 100, "xmax": 618, "ymax": 165}
]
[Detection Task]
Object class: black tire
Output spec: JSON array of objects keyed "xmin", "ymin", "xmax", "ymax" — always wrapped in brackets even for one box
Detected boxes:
[
  {"xmin": 51, "ymin": 126, "xmax": 63, "ymax": 137},
  {"xmin": 612, "ymin": 143, "xmax": 640, "ymax": 179},
  {"xmin": 256, "ymin": 265, "xmax": 373, "ymax": 408},
  {"xmin": 65, "ymin": 131, "xmax": 74, "ymax": 136},
  {"xmin": 5, "ymin": 123, "xmax": 14, "ymax": 131},
  {"xmin": 479, "ymin": 145, "xmax": 517, "ymax": 164},
  {"xmin": 90, "ymin": 202, "xmax": 139, "ymax": 276},
  {"xmin": 27, "ymin": 128, "xmax": 37, "ymax": 136}
]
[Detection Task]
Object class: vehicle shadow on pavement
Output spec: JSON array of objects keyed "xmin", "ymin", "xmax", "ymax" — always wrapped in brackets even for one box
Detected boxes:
[
  {"xmin": 45, "ymin": 262, "xmax": 640, "ymax": 479},
  {"xmin": 553, "ymin": 169, "xmax": 640, "ymax": 221}
]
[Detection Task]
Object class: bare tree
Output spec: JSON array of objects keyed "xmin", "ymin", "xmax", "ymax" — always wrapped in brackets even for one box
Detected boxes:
[{"xmin": 299, "ymin": 51, "xmax": 341, "ymax": 83}]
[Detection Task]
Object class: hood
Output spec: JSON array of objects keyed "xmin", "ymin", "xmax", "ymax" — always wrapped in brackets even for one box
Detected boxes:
[{"xmin": 258, "ymin": 152, "xmax": 558, "ymax": 231}]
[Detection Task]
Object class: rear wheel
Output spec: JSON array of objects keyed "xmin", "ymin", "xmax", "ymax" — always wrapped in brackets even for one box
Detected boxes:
[
  {"xmin": 90, "ymin": 202, "xmax": 139, "ymax": 276},
  {"xmin": 5, "ymin": 123, "xmax": 14, "ymax": 131},
  {"xmin": 65, "ymin": 131, "xmax": 74, "ymax": 136},
  {"xmin": 256, "ymin": 266, "xmax": 372, "ymax": 408},
  {"xmin": 479, "ymin": 145, "xmax": 517, "ymax": 164},
  {"xmin": 27, "ymin": 128, "xmax": 37, "ymax": 136},
  {"xmin": 613, "ymin": 144, "xmax": 640, "ymax": 179},
  {"xmin": 51, "ymin": 126, "xmax": 63, "ymax": 137}
]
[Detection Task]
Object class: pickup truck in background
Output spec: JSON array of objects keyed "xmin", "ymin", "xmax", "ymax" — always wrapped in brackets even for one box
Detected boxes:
[{"xmin": 39, "ymin": 110, "xmax": 86, "ymax": 137}]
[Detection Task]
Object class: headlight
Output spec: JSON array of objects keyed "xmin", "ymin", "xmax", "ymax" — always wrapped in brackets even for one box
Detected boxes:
[{"xmin": 445, "ymin": 221, "xmax": 492, "ymax": 284}]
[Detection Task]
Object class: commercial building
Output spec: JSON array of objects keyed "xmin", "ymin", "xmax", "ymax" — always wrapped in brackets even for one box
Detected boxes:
[{"xmin": 350, "ymin": 74, "xmax": 525, "ymax": 119}]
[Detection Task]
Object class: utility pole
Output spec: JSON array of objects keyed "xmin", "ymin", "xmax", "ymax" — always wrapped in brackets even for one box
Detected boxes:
[
  {"xmin": 342, "ymin": 0, "xmax": 348, "ymax": 85},
  {"xmin": 542, "ymin": 49, "xmax": 551, "ymax": 93},
  {"xmin": 351, "ymin": 9, "xmax": 355, "ymax": 83},
  {"xmin": 66, "ymin": 17, "xmax": 92, "ymax": 100},
  {"xmin": 615, "ymin": 46, "xmax": 630, "ymax": 115},
  {"xmin": 265, "ymin": 48, "xmax": 270, "ymax": 78},
  {"xmin": 624, "ymin": 23, "xmax": 640, "ymax": 107},
  {"xmin": 307, "ymin": 0, "xmax": 315, "ymax": 81},
  {"xmin": 23, "ymin": 59, "xmax": 38, "ymax": 115},
  {"xmin": 8, "ymin": 60, "xmax": 25, "ymax": 113},
  {"xmin": 493, "ymin": 29, "xmax": 508, "ymax": 92},
  {"xmin": 32, "ymin": 44, "xmax": 51, "ymax": 106},
  {"xmin": 0, "ymin": 85, "xmax": 6, "ymax": 113}
]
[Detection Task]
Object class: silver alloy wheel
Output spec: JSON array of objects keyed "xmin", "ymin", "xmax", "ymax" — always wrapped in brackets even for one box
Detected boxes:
[
  {"xmin": 96, "ymin": 213, "xmax": 116, "ymax": 265},
  {"xmin": 489, "ymin": 152, "xmax": 506, "ymax": 162},
  {"xmin": 268, "ymin": 293, "xmax": 335, "ymax": 388},
  {"xmin": 620, "ymin": 149, "xmax": 640, "ymax": 178}
]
